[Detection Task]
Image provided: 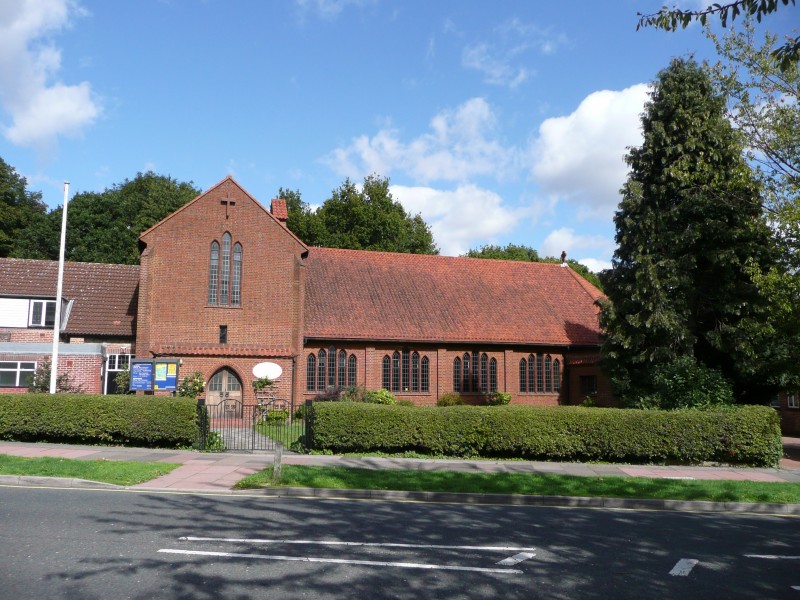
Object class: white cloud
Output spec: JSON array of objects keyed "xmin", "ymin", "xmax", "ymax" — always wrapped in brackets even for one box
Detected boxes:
[
  {"xmin": 0, "ymin": 0, "xmax": 100, "ymax": 149},
  {"xmin": 324, "ymin": 97, "xmax": 518, "ymax": 183},
  {"xmin": 540, "ymin": 227, "xmax": 614, "ymax": 269},
  {"xmin": 531, "ymin": 83, "xmax": 649, "ymax": 217},
  {"xmin": 294, "ymin": 0, "xmax": 374, "ymax": 19},
  {"xmin": 461, "ymin": 18, "xmax": 566, "ymax": 88},
  {"xmin": 391, "ymin": 184, "xmax": 525, "ymax": 256}
]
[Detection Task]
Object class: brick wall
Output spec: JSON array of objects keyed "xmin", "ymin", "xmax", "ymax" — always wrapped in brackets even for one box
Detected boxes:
[{"xmin": 0, "ymin": 351, "xmax": 103, "ymax": 394}]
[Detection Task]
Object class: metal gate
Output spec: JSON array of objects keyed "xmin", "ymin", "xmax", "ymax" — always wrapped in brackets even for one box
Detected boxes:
[{"xmin": 197, "ymin": 397, "xmax": 306, "ymax": 452}]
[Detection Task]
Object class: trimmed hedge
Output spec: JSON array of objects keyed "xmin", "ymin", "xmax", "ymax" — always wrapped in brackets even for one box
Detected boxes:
[
  {"xmin": 309, "ymin": 403, "xmax": 783, "ymax": 467},
  {"xmin": 0, "ymin": 393, "xmax": 199, "ymax": 448}
]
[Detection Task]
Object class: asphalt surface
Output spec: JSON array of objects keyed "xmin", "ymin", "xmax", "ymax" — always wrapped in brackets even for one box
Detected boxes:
[
  {"xmin": 1, "ymin": 440, "xmax": 799, "ymax": 515},
  {"xmin": 1, "ymin": 486, "xmax": 799, "ymax": 599}
]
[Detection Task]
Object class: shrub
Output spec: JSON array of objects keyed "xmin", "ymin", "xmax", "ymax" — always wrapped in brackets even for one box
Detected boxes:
[
  {"xmin": 437, "ymin": 392, "xmax": 464, "ymax": 407},
  {"xmin": 178, "ymin": 371, "xmax": 205, "ymax": 399},
  {"xmin": 259, "ymin": 408, "xmax": 289, "ymax": 425},
  {"xmin": 486, "ymin": 391, "xmax": 511, "ymax": 406},
  {"xmin": 361, "ymin": 389, "xmax": 397, "ymax": 405},
  {"xmin": 640, "ymin": 356, "xmax": 735, "ymax": 410},
  {"xmin": 308, "ymin": 403, "xmax": 782, "ymax": 467},
  {"xmin": 27, "ymin": 360, "xmax": 82, "ymax": 393},
  {"xmin": 0, "ymin": 393, "xmax": 198, "ymax": 448},
  {"xmin": 314, "ymin": 386, "xmax": 345, "ymax": 402},
  {"xmin": 396, "ymin": 399, "xmax": 416, "ymax": 407}
]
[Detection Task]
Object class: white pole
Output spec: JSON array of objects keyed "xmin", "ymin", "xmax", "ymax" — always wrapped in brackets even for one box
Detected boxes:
[{"xmin": 49, "ymin": 181, "xmax": 69, "ymax": 394}]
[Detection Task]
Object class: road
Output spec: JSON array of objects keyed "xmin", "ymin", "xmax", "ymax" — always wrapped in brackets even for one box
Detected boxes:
[{"xmin": 0, "ymin": 485, "xmax": 798, "ymax": 599}]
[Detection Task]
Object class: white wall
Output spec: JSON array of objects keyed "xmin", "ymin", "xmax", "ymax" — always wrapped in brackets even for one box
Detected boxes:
[{"xmin": 0, "ymin": 298, "xmax": 30, "ymax": 327}]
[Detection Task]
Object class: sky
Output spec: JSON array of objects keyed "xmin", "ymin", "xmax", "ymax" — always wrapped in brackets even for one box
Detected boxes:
[{"xmin": 1, "ymin": 0, "xmax": 796, "ymax": 270}]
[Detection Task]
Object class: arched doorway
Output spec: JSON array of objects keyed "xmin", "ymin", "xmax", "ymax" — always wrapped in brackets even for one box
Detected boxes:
[{"xmin": 206, "ymin": 367, "xmax": 243, "ymax": 417}]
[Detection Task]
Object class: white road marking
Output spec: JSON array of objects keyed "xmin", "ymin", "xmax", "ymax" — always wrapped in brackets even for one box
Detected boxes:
[
  {"xmin": 745, "ymin": 555, "xmax": 800, "ymax": 560},
  {"xmin": 669, "ymin": 558, "xmax": 699, "ymax": 576},
  {"xmin": 792, "ymin": 585, "xmax": 800, "ymax": 591},
  {"xmin": 179, "ymin": 536, "xmax": 537, "ymax": 552},
  {"xmin": 158, "ymin": 549, "xmax": 524, "ymax": 574},
  {"xmin": 496, "ymin": 552, "xmax": 535, "ymax": 566}
]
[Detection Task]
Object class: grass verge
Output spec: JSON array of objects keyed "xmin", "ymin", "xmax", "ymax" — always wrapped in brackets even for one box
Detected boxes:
[
  {"xmin": 0, "ymin": 454, "xmax": 179, "ymax": 486},
  {"xmin": 234, "ymin": 465, "xmax": 800, "ymax": 504}
]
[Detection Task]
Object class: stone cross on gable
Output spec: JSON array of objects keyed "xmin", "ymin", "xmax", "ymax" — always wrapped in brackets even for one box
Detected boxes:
[{"xmin": 221, "ymin": 196, "xmax": 236, "ymax": 218}]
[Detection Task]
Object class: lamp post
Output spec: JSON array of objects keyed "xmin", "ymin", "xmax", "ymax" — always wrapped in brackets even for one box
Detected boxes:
[{"xmin": 49, "ymin": 181, "xmax": 69, "ymax": 394}]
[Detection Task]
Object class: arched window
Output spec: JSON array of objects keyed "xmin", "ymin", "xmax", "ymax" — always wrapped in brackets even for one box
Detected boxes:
[
  {"xmin": 472, "ymin": 351, "xmax": 479, "ymax": 391},
  {"xmin": 402, "ymin": 350, "xmax": 410, "ymax": 391},
  {"xmin": 220, "ymin": 233, "xmax": 231, "ymax": 305},
  {"xmin": 338, "ymin": 350, "xmax": 347, "ymax": 388},
  {"xmin": 348, "ymin": 354, "xmax": 357, "ymax": 386},
  {"xmin": 328, "ymin": 346, "xmax": 337, "ymax": 388},
  {"xmin": 382, "ymin": 355, "xmax": 391, "ymax": 390},
  {"xmin": 392, "ymin": 351, "xmax": 401, "ymax": 392},
  {"xmin": 536, "ymin": 353, "xmax": 544, "ymax": 392},
  {"xmin": 545, "ymin": 355, "xmax": 553, "ymax": 392},
  {"xmin": 553, "ymin": 359, "xmax": 561, "ymax": 392},
  {"xmin": 463, "ymin": 353, "xmax": 471, "ymax": 393},
  {"xmin": 480, "ymin": 353, "xmax": 488, "ymax": 393},
  {"xmin": 421, "ymin": 356, "xmax": 429, "ymax": 393},
  {"xmin": 231, "ymin": 243, "xmax": 242, "ymax": 307},
  {"xmin": 453, "ymin": 357, "xmax": 462, "ymax": 392},
  {"xmin": 317, "ymin": 349, "xmax": 327, "ymax": 391},
  {"xmin": 489, "ymin": 358, "xmax": 498, "ymax": 393},
  {"xmin": 528, "ymin": 354, "xmax": 536, "ymax": 393},
  {"xmin": 208, "ymin": 242, "xmax": 219, "ymax": 305},
  {"xmin": 411, "ymin": 352, "xmax": 420, "ymax": 392},
  {"xmin": 306, "ymin": 354, "xmax": 316, "ymax": 391},
  {"xmin": 519, "ymin": 358, "xmax": 527, "ymax": 392}
]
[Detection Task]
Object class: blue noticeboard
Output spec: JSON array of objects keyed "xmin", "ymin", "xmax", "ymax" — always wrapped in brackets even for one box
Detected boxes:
[
  {"xmin": 130, "ymin": 361, "xmax": 154, "ymax": 391},
  {"xmin": 154, "ymin": 361, "xmax": 178, "ymax": 391}
]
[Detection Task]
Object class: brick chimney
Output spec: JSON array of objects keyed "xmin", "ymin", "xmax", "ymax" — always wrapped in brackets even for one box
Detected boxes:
[{"xmin": 270, "ymin": 198, "xmax": 288, "ymax": 226}]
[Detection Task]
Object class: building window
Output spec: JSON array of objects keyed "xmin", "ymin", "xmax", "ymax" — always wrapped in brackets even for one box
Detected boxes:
[
  {"xmin": 338, "ymin": 350, "xmax": 347, "ymax": 388},
  {"xmin": 553, "ymin": 359, "xmax": 561, "ymax": 392},
  {"xmin": 519, "ymin": 358, "xmax": 527, "ymax": 392},
  {"xmin": 29, "ymin": 300, "xmax": 56, "ymax": 327},
  {"xmin": 317, "ymin": 349, "xmax": 327, "ymax": 391},
  {"xmin": 472, "ymin": 351, "xmax": 479, "ymax": 391},
  {"xmin": 328, "ymin": 346, "xmax": 337, "ymax": 388},
  {"xmin": 453, "ymin": 357, "xmax": 462, "ymax": 392},
  {"xmin": 0, "ymin": 361, "xmax": 36, "ymax": 388},
  {"xmin": 208, "ymin": 242, "xmax": 219, "ymax": 305},
  {"xmin": 580, "ymin": 375, "xmax": 598, "ymax": 398},
  {"xmin": 527, "ymin": 355, "xmax": 535, "ymax": 393},
  {"xmin": 105, "ymin": 354, "xmax": 132, "ymax": 394},
  {"xmin": 208, "ymin": 233, "xmax": 243, "ymax": 307},
  {"xmin": 536, "ymin": 354, "xmax": 544, "ymax": 392},
  {"xmin": 789, "ymin": 393, "xmax": 799, "ymax": 409},
  {"xmin": 220, "ymin": 233, "xmax": 231, "ymax": 305},
  {"xmin": 544, "ymin": 355, "xmax": 552, "ymax": 392},
  {"xmin": 463, "ymin": 353, "xmax": 471, "ymax": 393},
  {"xmin": 392, "ymin": 351, "xmax": 401, "ymax": 392},
  {"xmin": 219, "ymin": 325, "xmax": 228, "ymax": 344},
  {"xmin": 348, "ymin": 354, "xmax": 357, "ymax": 386},
  {"xmin": 480, "ymin": 353, "xmax": 488, "ymax": 393},
  {"xmin": 231, "ymin": 243, "xmax": 242, "ymax": 307},
  {"xmin": 382, "ymin": 355, "xmax": 391, "ymax": 390},
  {"xmin": 411, "ymin": 352, "xmax": 420, "ymax": 392},
  {"xmin": 489, "ymin": 358, "xmax": 497, "ymax": 393},
  {"xmin": 306, "ymin": 354, "xmax": 316, "ymax": 391},
  {"xmin": 402, "ymin": 350, "xmax": 410, "ymax": 391},
  {"xmin": 421, "ymin": 356, "xmax": 429, "ymax": 393}
]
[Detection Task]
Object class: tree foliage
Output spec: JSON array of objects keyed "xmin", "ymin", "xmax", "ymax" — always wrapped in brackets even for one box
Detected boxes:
[
  {"xmin": 13, "ymin": 172, "xmax": 200, "ymax": 264},
  {"xmin": 0, "ymin": 157, "xmax": 47, "ymax": 258},
  {"xmin": 599, "ymin": 58, "xmax": 785, "ymax": 405},
  {"xmin": 637, "ymin": 0, "xmax": 799, "ymax": 71},
  {"xmin": 281, "ymin": 174, "xmax": 438, "ymax": 254},
  {"xmin": 465, "ymin": 243, "xmax": 604, "ymax": 289}
]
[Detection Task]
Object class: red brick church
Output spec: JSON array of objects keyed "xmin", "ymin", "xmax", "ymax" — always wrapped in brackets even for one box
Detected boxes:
[{"xmin": 0, "ymin": 176, "xmax": 661, "ymax": 415}]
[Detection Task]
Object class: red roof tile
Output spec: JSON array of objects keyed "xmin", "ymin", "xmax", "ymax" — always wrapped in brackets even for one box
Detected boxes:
[
  {"xmin": 304, "ymin": 248, "xmax": 603, "ymax": 346},
  {"xmin": 270, "ymin": 198, "xmax": 288, "ymax": 221},
  {"xmin": 0, "ymin": 258, "xmax": 139, "ymax": 337}
]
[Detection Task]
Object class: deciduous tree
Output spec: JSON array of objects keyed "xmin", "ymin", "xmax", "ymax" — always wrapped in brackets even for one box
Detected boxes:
[{"xmin": 0, "ymin": 157, "xmax": 47, "ymax": 257}]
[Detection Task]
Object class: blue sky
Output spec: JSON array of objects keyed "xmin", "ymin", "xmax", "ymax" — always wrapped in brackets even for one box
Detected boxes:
[{"xmin": 1, "ymin": 1, "xmax": 795, "ymax": 269}]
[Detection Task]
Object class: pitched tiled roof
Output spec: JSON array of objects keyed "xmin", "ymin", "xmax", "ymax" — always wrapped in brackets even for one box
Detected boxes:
[
  {"xmin": 0, "ymin": 258, "xmax": 139, "ymax": 337},
  {"xmin": 304, "ymin": 248, "xmax": 603, "ymax": 346},
  {"xmin": 270, "ymin": 198, "xmax": 288, "ymax": 221}
]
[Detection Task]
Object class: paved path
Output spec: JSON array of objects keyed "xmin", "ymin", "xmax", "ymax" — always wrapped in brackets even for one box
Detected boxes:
[{"xmin": 1, "ymin": 439, "xmax": 798, "ymax": 493}]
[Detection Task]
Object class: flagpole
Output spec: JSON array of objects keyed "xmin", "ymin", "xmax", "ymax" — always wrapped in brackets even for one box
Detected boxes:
[{"xmin": 50, "ymin": 181, "xmax": 69, "ymax": 394}]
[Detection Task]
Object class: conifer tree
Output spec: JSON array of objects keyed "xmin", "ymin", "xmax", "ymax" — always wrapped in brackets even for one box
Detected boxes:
[{"xmin": 599, "ymin": 58, "xmax": 781, "ymax": 405}]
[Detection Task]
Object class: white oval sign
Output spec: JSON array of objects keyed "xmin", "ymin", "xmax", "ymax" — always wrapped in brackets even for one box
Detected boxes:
[{"xmin": 253, "ymin": 362, "xmax": 283, "ymax": 380}]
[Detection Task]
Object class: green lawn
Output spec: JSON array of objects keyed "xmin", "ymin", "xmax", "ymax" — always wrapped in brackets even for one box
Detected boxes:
[
  {"xmin": 254, "ymin": 421, "xmax": 305, "ymax": 447},
  {"xmin": 0, "ymin": 454, "xmax": 179, "ymax": 486},
  {"xmin": 234, "ymin": 465, "xmax": 800, "ymax": 505}
]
